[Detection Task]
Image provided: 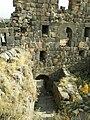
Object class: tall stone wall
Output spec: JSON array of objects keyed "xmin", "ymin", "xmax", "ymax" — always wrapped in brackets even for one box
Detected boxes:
[{"xmin": 11, "ymin": 0, "xmax": 90, "ymax": 80}]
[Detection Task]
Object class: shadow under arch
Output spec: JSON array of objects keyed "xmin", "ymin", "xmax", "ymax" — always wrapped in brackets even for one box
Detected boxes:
[
  {"xmin": 35, "ymin": 74, "xmax": 50, "ymax": 90},
  {"xmin": 36, "ymin": 74, "xmax": 49, "ymax": 80}
]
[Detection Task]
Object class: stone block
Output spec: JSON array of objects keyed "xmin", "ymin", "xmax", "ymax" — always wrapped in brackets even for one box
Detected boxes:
[{"xmin": 60, "ymin": 39, "xmax": 69, "ymax": 46}]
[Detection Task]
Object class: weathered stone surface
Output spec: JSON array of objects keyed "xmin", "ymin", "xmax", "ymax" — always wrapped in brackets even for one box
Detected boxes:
[
  {"xmin": 54, "ymin": 76, "xmax": 83, "ymax": 102},
  {"xmin": 10, "ymin": 0, "xmax": 90, "ymax": 79},
  {"xmin": 0, "ymin": 48, "xmax": 36, "ymax": 120},
  {"xmin": 0, "ymin": 0, "xmax": 90, "ymax": 119}
]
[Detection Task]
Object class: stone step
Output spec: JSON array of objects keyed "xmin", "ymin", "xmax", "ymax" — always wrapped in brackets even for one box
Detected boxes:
[{"xmin": 38, "ymin": 96, "xmax": 54, "ymax": 100}]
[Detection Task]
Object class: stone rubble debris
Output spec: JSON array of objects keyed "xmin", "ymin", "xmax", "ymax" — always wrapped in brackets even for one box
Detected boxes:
[{"xmin": 54, "ymin": 72, "xmax": 90, "ymax": 120}]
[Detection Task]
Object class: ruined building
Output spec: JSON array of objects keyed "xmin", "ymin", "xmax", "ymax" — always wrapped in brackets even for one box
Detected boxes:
[
  {"xmin": 0, "ymin": 1, "xmax": 90, "ymax": 119},
  {"xmin": 0, "ymin": 0, "xmax": 89, "ymax": 82},
  {"xmin": 10, "ymin": 0, "xmax": 90, "ymax": 82}
]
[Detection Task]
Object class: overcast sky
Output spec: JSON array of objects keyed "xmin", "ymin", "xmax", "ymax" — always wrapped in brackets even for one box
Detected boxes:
[{"xmin": 0, "ymin": 0, "xmax": 68, "ymax": 19}]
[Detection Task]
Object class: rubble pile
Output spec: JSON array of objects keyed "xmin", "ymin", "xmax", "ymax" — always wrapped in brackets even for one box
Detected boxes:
[
  {"xmin": 54, "ymin": 74, "xmax": 90, "ymax": 120},
  {"xmin": 0, "ymin": 48, "xmax": 36, "ymax": 120}
]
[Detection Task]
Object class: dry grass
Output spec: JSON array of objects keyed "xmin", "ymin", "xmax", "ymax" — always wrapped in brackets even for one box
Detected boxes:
[{"xmin": 0, "ymin": 48, "xmax": 36, "ymax": 120}]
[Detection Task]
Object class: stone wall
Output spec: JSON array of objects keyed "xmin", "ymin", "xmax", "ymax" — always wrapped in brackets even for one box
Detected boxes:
[
  {"xmin": 0, "ymin": 19, "xmax": 15, "ymax": 52},
  {"xmin": 0, "ymin": 48, "xmax": 36, "ymax": 120},
  {"xmin": 11, "ymin": 0, "xmax": 90, "ymax": 81}
]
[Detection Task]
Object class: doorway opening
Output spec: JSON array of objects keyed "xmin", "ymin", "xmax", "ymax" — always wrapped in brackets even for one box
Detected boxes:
[
  {"xmin": 66, "ymin": 27, "xmax": 72, "ymax": 47},
  {"xmin": 35, "ymin": 74, "xmax": 49, "ymax": 89}
]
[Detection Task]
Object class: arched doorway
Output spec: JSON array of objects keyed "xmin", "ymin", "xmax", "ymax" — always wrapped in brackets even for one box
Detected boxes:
[
  {"xmin": 35, "ymin": 74, "xmax": 49, "ymax": 90},
  {"xmin": 34, "ymin": 74, "xmax": 57, "ymax": 115},
  {"xmin": 66, "ymin": 27, "xmax": 72, "ymax": 47}
]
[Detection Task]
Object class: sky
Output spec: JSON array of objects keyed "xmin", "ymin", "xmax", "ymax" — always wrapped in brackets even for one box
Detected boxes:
[
  {"xmin": 59, "ymin": 0, "xmax": 69, "ymax": 9},
  {"xmin": 0, "ymin": 0, "xmax": 69, "ymax": 19}
]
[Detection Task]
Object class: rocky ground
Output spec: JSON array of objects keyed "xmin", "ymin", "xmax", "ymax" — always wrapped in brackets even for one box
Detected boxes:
[{"xmin": 33, "ymin": 85, "xmax": 57, "ymax": 120}]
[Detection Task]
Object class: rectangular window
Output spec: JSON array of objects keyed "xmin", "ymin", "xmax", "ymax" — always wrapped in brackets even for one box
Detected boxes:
[
  {"xmin": 40, "ymin": 51, "xmax": 46, "ymax": 62},
  {"xmin": 42, "ymin": 25, "xmax": 49, "ymax": 36},
  {"xmin": 84, "ymin": 27, "xmax": 90, "ymax": 37},
  {"xmin": 1, "ymin": 33, "xmax": 7, "ymax": 46}
]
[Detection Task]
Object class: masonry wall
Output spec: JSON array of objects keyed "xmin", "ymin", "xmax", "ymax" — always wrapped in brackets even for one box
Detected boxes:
[
  {"xmin": 11, "ymin": 0, "xmax": 90, "ymax": 80},
  {"xmin": 0, "ymin": 48, "xmax": 36, "ymax": 120},
  {"xmin": 0, "ymin": 27, "xmax": 15, "ymax": 52}
]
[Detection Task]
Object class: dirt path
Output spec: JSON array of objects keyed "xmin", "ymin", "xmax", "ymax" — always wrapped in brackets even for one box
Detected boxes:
[{"xmin": 33, "ymin": 86, "xmax": 57, "ymax": 120}]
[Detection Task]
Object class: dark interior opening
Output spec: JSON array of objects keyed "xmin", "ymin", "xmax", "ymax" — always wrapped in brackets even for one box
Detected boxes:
[
  {"xmin": 21, "ymin": 27, "xmax": 27, "ymax": 33},
  {"xmin": 36, "ymin": 75, "xmax": 49, "ymax": 80},
  {"xmin": 42, "ymin": 25, "xmax": 49, "ymax": 36},
  {"xmin": 84, "ymin": 27, "xmax": 90, "ymax": 37},
  {"xmin": 40, "ymin": 51, "xmax": 46, "ymax": 62},
  {"xmin": 79, "ymin": 50, "xmax": 84, "ymax": 56},
  {"xmin": 36, "ymin": 75, "xmax": 49, "ymax": 89},
  {"xmin": 66, "ymin": 27, "xmax": 72, "ymax": 47},
  {"xmin": 1, "ymin": 33, "xmax": 7, "ymax": 46}
]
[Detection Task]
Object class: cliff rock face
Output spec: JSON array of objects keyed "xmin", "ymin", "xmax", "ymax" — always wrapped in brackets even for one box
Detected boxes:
[{"xmin": 0, "ymin": 48, "xmax": 36, "ymax": 120}]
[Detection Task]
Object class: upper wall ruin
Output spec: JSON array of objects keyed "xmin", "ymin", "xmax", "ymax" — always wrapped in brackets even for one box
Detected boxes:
[{"xmin": 10, "ymin": 0, "xmax": 90, "ymax": 75}]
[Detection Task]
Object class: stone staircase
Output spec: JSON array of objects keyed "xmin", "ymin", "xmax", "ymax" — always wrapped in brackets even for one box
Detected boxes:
[{"xmin": 33, "ymin": 86, "xmax": 57, "ymax": 120}]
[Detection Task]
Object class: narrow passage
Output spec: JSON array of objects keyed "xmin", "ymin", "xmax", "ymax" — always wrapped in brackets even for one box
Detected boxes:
[{"xmin": 33, "ymin": 80, "xmax": 57, "ymax": 120}]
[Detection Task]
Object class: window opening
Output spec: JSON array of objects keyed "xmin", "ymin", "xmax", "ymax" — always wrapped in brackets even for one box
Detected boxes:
[
  {"xmin": 1, "ymin": 33, "xmax": 7, "ymax": 46},
  {"xmin": 66, "ymin": 27, "xmax": 72, "ymax": 47},
  {"xmin": 79, "ymin": 50, "xmax": 84, "ymax": 56},
  {"xmin": 84, "ymin": 27, "xmax": 90, "ymax": 37},
  {"xmin": 42, "ymin": 25, "xmax": 49, "ymax": 36},
  {"xmin": 40, "ymin": 51, "xmax": 46, "ymax": 62}
]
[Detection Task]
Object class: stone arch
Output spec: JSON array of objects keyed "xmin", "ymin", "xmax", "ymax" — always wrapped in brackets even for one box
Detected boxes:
[
  {"xmin": 35, "ymin": 74, "xmax": 50, "ymax": 89},
  {"xmin": 66, "ymin": 27, "xmax": 72, "ymax": 47},
  {"xmin": 36, "ymin": 74, "xmax": 49, "ymax": 80}
]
